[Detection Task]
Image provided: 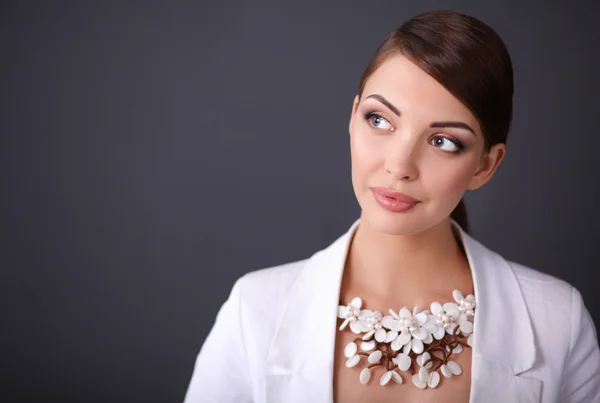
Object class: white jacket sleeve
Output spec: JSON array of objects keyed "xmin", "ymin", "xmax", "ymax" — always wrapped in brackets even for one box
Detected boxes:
[
  {"xmin": 183, "ymin": 276, "xmax": 253, "ymax": 403},
  {"xmin": 558, "ymin": 286, "xmax": 600, "ymax": 402}
]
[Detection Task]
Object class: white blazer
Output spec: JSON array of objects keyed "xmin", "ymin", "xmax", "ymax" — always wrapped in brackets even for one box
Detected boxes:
[{"xmin": 183, "ymin": 218, "xmax": 600, "ymax": 403}]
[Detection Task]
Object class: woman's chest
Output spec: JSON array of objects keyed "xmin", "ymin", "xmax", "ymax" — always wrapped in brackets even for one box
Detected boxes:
[{"xmin": 332, "ymin": 329, "xmax": 473, "ymax": 403}]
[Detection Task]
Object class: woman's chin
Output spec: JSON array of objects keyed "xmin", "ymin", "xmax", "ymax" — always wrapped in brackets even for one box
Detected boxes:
[{"xmin": 360, "ymin": 208, "xmax": 426, "ymax": 236}]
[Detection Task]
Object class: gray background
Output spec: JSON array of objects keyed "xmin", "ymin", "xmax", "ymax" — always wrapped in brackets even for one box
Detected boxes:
[{"xmin": 2, "ymin": 1, "xmax": 599, "ymax": 402}]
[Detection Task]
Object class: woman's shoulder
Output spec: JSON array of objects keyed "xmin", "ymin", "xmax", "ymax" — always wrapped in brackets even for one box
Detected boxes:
[
  {"xmin": 504, "ymin": 258, "xmax": 592, "ymax": 323},
  {"xmin": 237, "ymin": 257, "xmax": 308, "ymax": 292},
  {"xmin": 504, "ymin": 259, "xmax": 600, "ymax": 401},
  {"xmin": 504, "ymin": 258, "xmax": 596, "ymax": 346},
  {"xmin": 230, "ymin": 257, "xmax": 310, "ymax": 317},
  {"xmin": 506, "ymin": 259, "xmax": 574, "ymax": 301}
]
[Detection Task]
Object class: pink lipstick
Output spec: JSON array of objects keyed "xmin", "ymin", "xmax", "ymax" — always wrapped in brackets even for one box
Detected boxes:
[{"xmin": 370, "ymin": 187, "xmax": 420, "ymax": 213}]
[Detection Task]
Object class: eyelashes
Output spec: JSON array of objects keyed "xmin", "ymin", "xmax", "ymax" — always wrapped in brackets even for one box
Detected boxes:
[
  {"xmin": 431, "ymin": 135, "xmax": 464, "ymax": 153},
  {"xmin": 364, "ymin": 112, "xmax": 393, "ymax": 130},
  {"xmin": 362, "ymin": 111, "xmax": 466, "ymax": 154}
]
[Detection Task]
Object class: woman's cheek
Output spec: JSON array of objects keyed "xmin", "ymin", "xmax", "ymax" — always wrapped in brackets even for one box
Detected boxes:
[
  {"xmin": 351, "ymin": 133, "xmax": 374, "ymax": 172},
  {"xmin": 356, "ymin": 131, "xmax": 385, "ymax": 164},
  {"xmin": 432, "ymin": 163, "xmax": 474, "ymax": 199}
]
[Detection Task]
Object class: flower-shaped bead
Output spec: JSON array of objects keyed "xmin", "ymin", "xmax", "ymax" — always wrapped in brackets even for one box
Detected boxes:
[
  {"xmin": 453, "ymin": 290, "xmax": 476, "ymax": 317},
  {"xmin": 430, "ymin": 301, "xmax": 460, "ymax": 338},
  {"xmin": 361, "ymin": 310, "xmax": 387, "ymax": 341},
  {"xmin": 338, "ymin": 297, "xmax": 363, "ymax": 331},
  {"xmin": 365, "ymin": 310, "xmax": 384, "ymax": 331},
  {"xmin": 382, "ymin": 306, "xmax": 435, "ymax": 353}
]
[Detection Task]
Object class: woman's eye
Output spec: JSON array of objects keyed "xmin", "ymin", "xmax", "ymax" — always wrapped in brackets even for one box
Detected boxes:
[
  {"xmin": 365, "ymin": 112, "xmax": 393, "ymax": 130},
  {"xmin": 431, "ymin": 135, "xmax": 462, "ymax": 152}
]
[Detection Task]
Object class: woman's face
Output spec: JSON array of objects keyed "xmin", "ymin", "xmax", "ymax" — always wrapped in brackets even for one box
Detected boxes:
[{"xmin": 349, "ymin": 54, "xmax": 505, "ymax": 236}]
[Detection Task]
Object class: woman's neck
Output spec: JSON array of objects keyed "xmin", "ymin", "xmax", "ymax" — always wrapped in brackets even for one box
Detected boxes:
[{"xmin": 343, "ymin": 215, "xmax": 472, "ymax": 304}]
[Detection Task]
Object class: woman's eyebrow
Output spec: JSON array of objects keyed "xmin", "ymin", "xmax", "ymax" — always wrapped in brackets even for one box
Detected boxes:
[
  {"xmin": 364, "ymin": 93, "xmax": 476, "ymax": 135},
  {"xmin": 430, "ymin": 121, "xmax": 475, "ymax": 135},
  {"xmin": 365, "ymin": 94, "xmax": 401, "ymax": 116}
]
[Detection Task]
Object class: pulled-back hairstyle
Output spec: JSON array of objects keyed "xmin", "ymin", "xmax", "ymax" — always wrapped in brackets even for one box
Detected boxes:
[{"xmin": 357, "ymin": 10, "xmax": 514, "ymax": 234}]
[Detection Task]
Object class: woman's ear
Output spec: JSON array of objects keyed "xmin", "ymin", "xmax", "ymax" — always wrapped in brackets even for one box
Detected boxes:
[
  {"xmin": 349, "ymin": 95, "xmax": 360, "ymax": 135},
  {"xmin": 467, "ymin": 143, "xmax": 506, "ymax": 190}
]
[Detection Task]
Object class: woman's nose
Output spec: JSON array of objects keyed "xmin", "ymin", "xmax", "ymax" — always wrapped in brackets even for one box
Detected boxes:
[{"xmin": 384, "ymin": 134, "xmax": 420, "ymax": 181}]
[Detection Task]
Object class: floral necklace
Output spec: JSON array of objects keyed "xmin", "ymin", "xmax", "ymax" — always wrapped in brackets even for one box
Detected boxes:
[{"xmin": 337, "ymin": 290, "xmax": 475, "ymax": 389}]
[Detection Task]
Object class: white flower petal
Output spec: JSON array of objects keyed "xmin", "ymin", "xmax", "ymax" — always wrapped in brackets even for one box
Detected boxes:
[
  {"xmin": 350, "ymin": 320, "xmax": 366, "ymax": 334},
  {"xmin": 391, "ymin": 371, "xmax": 403, "ymax": 384},
  {"xmin": 453, "ymin": 289, "xmax": 464, "ymax": 303},
  {"xmin": 453, "ymin": 344, "xmax": 463, "ymax": 354},
  {"xmin": 397, "ymin": 332, "xmax": 411, "ymax": 346},
  {"xmin": 434, "ymin": 326, "xmax": 446, "ymax": 340},
  {"xmin": 446, "ymin": 323, "xmax": 458, "ymax": 335},
  {"xmin": 337, "ymin": 306, "xmax": 347, "ymax": 318},
  {"xmin": 412, "ymin": 338, "xmax": 424, "ymax": 354},
  {"xmin": 430, "ymin": 302, "xmax": 443, "ymax": 315},
  {"xmin": 422, "ymin": 317, "xmax": 438, "ymax": 333},
  {"xmin": 362, "ymin": 329, "xmax": 375, "ymax": 340},
  {"xmin": 345, "ymin": 354, "xmax": 360, "ymax": 368},
  {"xmin": 394, "ymin": 353, "xmax": 412, "ymax": 371},
  {"xmin": 447, "ymin": 360, "xmax": 462, "ymax": 375},
  {"xmin": 384, "ymin": 330, "xmax": 399, "ymax": 343},
  {"xmin": 402, "ymin": 340, "xmax": 412, "ymax": 355},
  {"xmin": 350, "ymin": 297, "xmax": 362, "ymax": 309},
  {"xmin": 375, "ymin": 328, "xmax": 387, "ymax": 342},
  {"xmin": 399, "ymin": 307, "xmax": 412, "ymax": 318},
  {"xmin": 339, "ymin": 318, "xmax": 350, "ymax": 331},
  {"xmin": 440, "ymin": 364, "xmax": 452, "ymax": 378},
  {"xmin": 420, "ymin": 352, "xmax": 431, "ymax": 368},
  {"xmin": 468, "ymin": 333, "xmax": 474, "ymax": 347},
  {"xmin": 414, "ymin": 312, "xmax": 428, "ymax": 326},
  {"xmin": 380, "ymin": 371, "xmax": 393, "ymax": 386},
  {"xmin": 381, "ymin": 316, "xmax": 398, "ymax": 330},
  {"xmin": 368, "ymin": 350, "xmax": 383, "ymax": 364},
  {"xmin": 358, "ymin": 309, "xmax": 373, "ymax": 319},
  {"xmin": 466, "ymin": 294, "xmax": 475, "ymax": 303},
  {"xmin": 443, "ymin": 302, "xmax": 459, "ymax": 312},
  {"xmin": 412, "ymin": 374, "xmax": 427, "ymax": 389},
  {"xmin": 390, "ymin": 336, "xmax": 403, "ymax": 351},
  {"xmin": 359, "ymin": 368, "xmax": 371, "ymax": 385},
  {"xmin": 446, "ymin": 309, "xmax": 460, "ymax": 320},
  {"xmin": 418, "ymin": 367, "xmax": 429, "ymax": 384},
  {"xmin": 389, "ymin": 308, "xmax": 400, "ymax": 320},
  {"xmin": 411, "ymin": 327, "xmax": 427, "ymax": 340},
  {"xmin": 360, "ymin": 340, "xmax": 376, "ymax": 351},
  {"xmin": 460, "ymin": 321, "xmax": 473, "ymax": 334},
  {"xmin": 344, "ymin": 342, "xmax": 357, "ymax": 358},
  {"xmin": 428, "ymin": 371, "xmax": 440, "ymax": 388},
  {"xmin": 423, "ymin": 333, "xmax": 433, "ymax": 344},
  {"xmin": 413, "ymin": 305, "xmax": 422, "ymax": 316}
]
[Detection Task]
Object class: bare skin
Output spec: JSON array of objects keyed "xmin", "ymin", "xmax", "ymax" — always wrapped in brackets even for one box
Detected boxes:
[
  {"xmin": 331, "ymin": 53, "xmax": 506, "ymax": 402},
  {"xmin": 333, "ymin": 222, "xmax": 474, "ymax": 403}
]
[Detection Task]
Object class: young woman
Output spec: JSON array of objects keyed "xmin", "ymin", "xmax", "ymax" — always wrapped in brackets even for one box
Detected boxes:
[{"xmin": 183, "ymin": 10, "xmax": 600, "ymax": 403}]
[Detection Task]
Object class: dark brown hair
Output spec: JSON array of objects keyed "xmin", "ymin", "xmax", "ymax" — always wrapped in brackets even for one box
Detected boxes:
[{"xmin": 357, "ymin": 10, "xmax": 514, "ymax": 234}]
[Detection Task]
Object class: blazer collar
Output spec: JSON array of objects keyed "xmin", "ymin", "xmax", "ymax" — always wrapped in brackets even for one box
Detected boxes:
[{"xmin": 265, "ymin": 218, "xmax": 540, "ymax": 402}]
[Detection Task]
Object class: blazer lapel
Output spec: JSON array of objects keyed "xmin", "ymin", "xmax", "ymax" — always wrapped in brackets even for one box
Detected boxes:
[
  {"xmin": 265, "ymin": 219, "xmax": 542, "ymax": 403},
  {"xmin": 453, "ymin": 222, "xmax": 543, "ymax": 402},
  {"xmin": 264, "ymin": 220, "xmax": 357, "ymax": 402}
]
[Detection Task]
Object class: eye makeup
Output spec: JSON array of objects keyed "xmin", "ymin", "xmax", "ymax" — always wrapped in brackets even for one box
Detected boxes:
[
  {"xmin": 362, "ymin": 110, "xmax": 468, "ymax": 154},
  {"xmin": 363, "ymin": 111, "xmax": 393, "ymax": 131},
  {"xmin": 430, "ymin": 135, "xmax": 465, "ymax": 153}
]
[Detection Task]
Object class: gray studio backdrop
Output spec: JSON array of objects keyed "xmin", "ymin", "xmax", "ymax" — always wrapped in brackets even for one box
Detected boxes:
[{"xmin": 2, "ymin": 1, "xmax": 599, "ymax": 402}]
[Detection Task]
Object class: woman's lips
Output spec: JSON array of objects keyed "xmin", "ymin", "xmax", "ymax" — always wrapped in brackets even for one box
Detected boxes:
[{"xmin": 370, "ymin": 187, "xmax": 420, "ymax": 213}]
